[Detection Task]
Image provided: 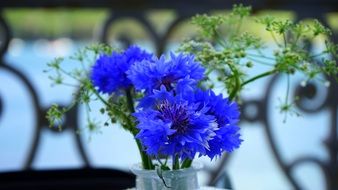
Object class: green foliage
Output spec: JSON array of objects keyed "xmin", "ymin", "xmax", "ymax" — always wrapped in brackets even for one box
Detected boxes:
[
  {"xmin": 192, "ymin": 14, "xmax": 225, "ymax": 38},
  {"xmin": 46, "ymin": 104, "xmax": 66, "ymax": 131},
  {"xmin": 312, "ymin": 20, "xmax": 332, "ymax": 36},
  {"xmin": 231, "ymin": 4, "xmax": 251, "ymax": 18},
  {"xmin": 256, "ymin": 17, "xmax": 292, "ymax": 35},
  {"xmin": 180, "ymin": 4, "xmax": 338, "ymax": 119},
  {"xmin": 45, "ymin": 44, "xmax": 132, "ymax": 133}
]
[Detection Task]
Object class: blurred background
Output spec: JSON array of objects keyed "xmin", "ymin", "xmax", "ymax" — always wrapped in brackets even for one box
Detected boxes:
[{"xmin": 0, "ymin": 1, "xmax": 337, "ymax": 190}]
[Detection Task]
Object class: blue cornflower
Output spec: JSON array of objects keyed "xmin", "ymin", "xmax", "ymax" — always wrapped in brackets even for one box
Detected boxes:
[
  {"xmin": 124, "ymin": 45, "xmax": 154, "ymax": 67},
  {"xmin": 134, "ymin": 86, "xmax": 218, "ymax": 159},
  {"xmin": 90, "ymin": 45, "xmax": 153, "ymax": 94},
  {"xmin": 193, "ymin": 90, "xmax": 242, "ymax": 159},
  {"xmin": 135, "ymin": 86, "xmax": 242, "ymax": 160},
  {"xmin": 127, "ymin": 53, "xmax": 205, "ymax": 94}
]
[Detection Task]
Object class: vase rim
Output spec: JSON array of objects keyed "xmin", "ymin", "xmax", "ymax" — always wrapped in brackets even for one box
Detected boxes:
[{"xmin": 130, "ymin": 161, "xmax": 203, "ymax": 177}]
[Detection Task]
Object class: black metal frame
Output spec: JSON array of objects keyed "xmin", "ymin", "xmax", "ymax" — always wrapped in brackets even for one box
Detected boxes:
[
  {"xmin": 0, "ymin": 1, "xmax": 337, "ymax": 189},
  {"xmin": 0, "ymin": 168, "xmax": 135, "ymax": 189}
]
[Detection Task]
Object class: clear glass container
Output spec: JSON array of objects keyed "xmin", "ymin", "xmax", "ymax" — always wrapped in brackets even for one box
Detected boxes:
[{"xmin": 130, "ymin": 162, "xmax": 203, "ymax": 190}]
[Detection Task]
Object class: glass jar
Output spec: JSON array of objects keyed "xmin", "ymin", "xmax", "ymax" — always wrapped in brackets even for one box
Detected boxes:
[{"xmin": 130, "ymin": 162, "xmax": 203, "ymax": 190}]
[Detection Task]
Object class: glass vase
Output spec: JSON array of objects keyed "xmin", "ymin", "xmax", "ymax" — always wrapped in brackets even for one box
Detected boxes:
[{"xmin": 130, "ymin": 162, "xmax": 203, "ymax": 190}]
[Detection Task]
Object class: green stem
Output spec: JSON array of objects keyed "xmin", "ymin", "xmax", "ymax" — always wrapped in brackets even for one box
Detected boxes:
[
  {"xmin": 246, "ymin": 52, "xmax": 275, "ymax": 60},
  {"xmin": 91, "ymin": 87, "xmax": 134, "ymax": 130},
  {"xmin": 125, "ymin": 88, "xmax": 154, "ymax": 170},
  {"xmin": 125, "ymin": 88, "xmax": 135, "ymax": 113},
  {"xmin": 283, "ymin": 32, "xmax": 287, "ymax": 48},
  {"xmin": 181, "ymin": 159, "xmax": 193, "ymax": 169},
  {"xmin": 135, "ymin": 139, "xmax": 147, "ymax": 169},
  {"xmin": 282, "ymin": 74, "xmax": 291, "ymax": 123},
  {"xmin": 58, "ymin": 67, "xmax": 81, "ymax": 81},
  {"xmin": 285, "ymin": 74, "xmax": 290, "ymax": 105},
  {"xmin": 236, "ymin": 18, "xmax": 243, "ymax": 34},
  {"xmin": 228, "ymin": 64, "xmax": 241, "ymax": 101},
  {"xmin": 294, "ymin": 33, "xmax": 301, "ymax": 45},
  {"xmin": 270, "ymin": 32, "xmax": 282, "ymax": 47},
  {"xmin": 130, "ymin": 127, "xmax": 154, "ymax": 170},
  {"xmin": 91, "ymin": 87, "xmax": 110, "ymax": 108},
  {"xmin": 247, "ymin": 57, "xmax": 274, "ymax": 66},
  {"xmin": 241, "ymin": 69, "xmax": 277, "ymax": 87},
  {"xmin": 214, "ymin": 30, "xmax": 227, "ymax": 48},
  {"xmin": 172, "ymin": 155, "xmax": 180, "ymax": 170},
  {"xmin": 131, "ymin": 128, "xmax": 153, "ymax": 170},
  {"xmin": 57, "ymin": 82, "xmax": 78, "ymax": 87},
  {"xmin": 93, "ymin": 86, "xmax": 153, "ymax": 169},
  {"xmin": 135, "ymin": 137, "xmax": 154, "ymax": 169}
]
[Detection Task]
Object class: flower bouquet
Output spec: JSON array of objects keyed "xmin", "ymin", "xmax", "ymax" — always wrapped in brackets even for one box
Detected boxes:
[{"xmin": 46, "ymin": 4, "xmax": 338, "ymax": 190}]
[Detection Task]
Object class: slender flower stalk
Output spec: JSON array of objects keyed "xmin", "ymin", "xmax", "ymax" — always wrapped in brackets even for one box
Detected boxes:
[
  {"xmin": 241, "ymin": 69, "xmax": 277, "ymax": 87},
  {"xmin": 125, "ymin": 88, "xmax": 154, "ymax": 169}
]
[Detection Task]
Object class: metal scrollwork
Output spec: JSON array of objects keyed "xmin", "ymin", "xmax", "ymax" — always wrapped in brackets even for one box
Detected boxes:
[
  {"xmin": 99, "ymin": 11, "xmax": 159, "ymax": 54},
  {"xmin": 294, "ymin": 80, "xmax": 329, "ymax": 113},
  {"xmin": 159, "ymin": 12, "xmax": 193, "ymax": 54},
  {"xmin": 0, "ymin": 63, "xmax": 40, "ymax": 169},
  {"xmin": 261, "ymin": 72, "xmax": 337, "ymax": 190}
]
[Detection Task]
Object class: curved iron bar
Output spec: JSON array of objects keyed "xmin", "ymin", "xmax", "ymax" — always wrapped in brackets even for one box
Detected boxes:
[
  {"xmin": 253, "ymin": 10, "xmax": 338, "ymax": 189},
  {"xmin": 0, "ymin": 13, "xmax": 42, "ymax": 169},
  {"xmin": 72, "ymin": 102, "xmax": 91, "ymax": 167},
  {"xmin": 208, "ymin": 100, "xmax": 263, "ymax": 186},
  {"xmin": 241, "ymin": 100, "xmax": 265, "ymax": 122},
  {"xmin": 262, "ymin": 71, "xmax": 337, "ymax": 189},
  {"xmin": 208, "ymin": 154, "xmax": 231, "ymax": 187},
  {"xmin": 158, "ymin": 12, "xmax": 193, "ymax": 55},
  {"xmin": 262, "ymin": 74, "xmax": 303, "ymax": 189},
  {"xmin": 294, "ymin": 81, "xmax": 329, "ymax": 113},
  {"xmin": 0, "ymin": 12, "xmax": 10, "ymax": 58},
  {"xmin": 0, "ymin": 12, "xmax": 91, "ymax": 169},
  {"xmin": 99, "ymin": 11, "xmax": 160, "ymax": 54},
  {"xmin": 324, "ymin": 79, "xmax": 338, "ymax": 190},
  {"xmin": 39, "ymin": 103, "xmax": 91, "ymax": 167},
  {"xmin": 0, "ymin": 63, "xmax": 41, "ymax": 169},
  {"xmin": 36, "ymin": 96, "xmax": 90, "ymax": 168},
  {"xmin": 296, "ymin": 12, "xmax": 338, "ymax": 190},
  {"xmin": 73, "ymin": 126, "xmax": 91, "ymax": 167},
  {"xmin": 289, "ymin": 156, "xmax": 329, "ymax": 189},
  {"xmin": 293, "ymin": 13, "xmax": 332, "ymax": 114}
]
